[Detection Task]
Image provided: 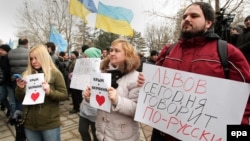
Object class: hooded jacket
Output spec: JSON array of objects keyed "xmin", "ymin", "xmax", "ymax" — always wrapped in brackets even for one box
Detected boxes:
[
  {"xmin": 95, "ymin": 57, "xmax": 140, "ymax": 141},
  {"xmin": 156, "ymin": 30, "xmax": 250, "ymax": 140}
]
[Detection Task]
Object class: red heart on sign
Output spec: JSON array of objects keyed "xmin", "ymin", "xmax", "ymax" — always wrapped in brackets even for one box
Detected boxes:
[
  {"xmin": 96, "ymin": 95, "xmax": 105, "ymax": 106},
  {"xmin": 31, "ymin": 92, "xmax": 40, "ymax": 102}
]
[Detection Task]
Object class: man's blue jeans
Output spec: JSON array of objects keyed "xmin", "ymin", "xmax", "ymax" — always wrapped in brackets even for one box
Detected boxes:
[
  {"xmin": 25, "ymin": 126, "xmax": 61, "ymax": 141},
  {"xmin": 0, "ymin": 85, "xmax": 16, "ymax": 117},
  {"xmin": 0, "ymin": 85, "xmax": 10, "ymax": 110}
]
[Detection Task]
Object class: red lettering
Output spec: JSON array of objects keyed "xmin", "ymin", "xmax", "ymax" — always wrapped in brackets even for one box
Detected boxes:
[
  {"xmin": 199, "ymin": 130, "xmax": 211, "ymax": 141},
  {"xmin": 152, "ymin": 111, "xmax": 161, "ymax": 123},
  {"xmin": 163, "ymin": 116, "xmax": 222, "ymax": 141},
  {"xmin": 183, "ymin": 77, "xmax": 195, "ymax": 91},
  {"xmin": 166, "ymin": 116, "xmax": 179, "ymax": 129},
  {"xmin": 210, "ymin": 134, "xmax": 223, "ymax": 141},
  {"xmin": 172, "ymin": 73, "xmax": 183, "ymax": 88},
  {"xmin": 177, "ymin": 121, "xmax": 191, "ymax": 135},
  {"xmin": 191, "ymin": 128, "xmax": 199, "ymax": 138},
  {"xmin": 143, "ymin": 107, "xmax": 154, "ymax": 120},
  {"xmin": 162, "ymin": 69, "xmax": 170, "ymax": 85},
  {"xmin": 195, "ymin": 80, "xmax": 207, "ymax": 94}
]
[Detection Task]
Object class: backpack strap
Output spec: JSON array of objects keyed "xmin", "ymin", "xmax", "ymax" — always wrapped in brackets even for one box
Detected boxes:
[
  {"xmin": 156, "ymin": 43, "xmax": 176, "ymax": 65},
  {"xmin": 165, "ymin": 43, "xmax": 177, "ymax": 56},
  {"xmin": 217, "ymin": 39, "xmax": 229, "ymax": 79}
]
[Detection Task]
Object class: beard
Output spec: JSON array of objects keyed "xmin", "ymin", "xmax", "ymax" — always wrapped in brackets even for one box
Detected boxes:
[{"xmin": 180, "ymin": 24, "xmax": 206, "ymax": 39}]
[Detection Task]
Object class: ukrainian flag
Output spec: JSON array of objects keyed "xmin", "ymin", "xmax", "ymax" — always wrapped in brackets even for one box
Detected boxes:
[
  {"xmin": 49, "ymin": 26, "xmax": 68, "ymax": 52},
  {"xmin": 69, "ymin": 0, "xmax": 97, "ymax": 23},
  {"xmin": 95, "ymin": 2, "xmax": 134, "ymax": 36}
]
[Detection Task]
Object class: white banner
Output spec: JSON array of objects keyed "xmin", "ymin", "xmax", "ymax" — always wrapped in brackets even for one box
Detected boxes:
[
  {"xmin": 70, "ymin": 58, "xmax": 101, "ymax": 90},
  {"xmin": 135, "ymin": 63, "xmax": 250, "ymax": 141}
]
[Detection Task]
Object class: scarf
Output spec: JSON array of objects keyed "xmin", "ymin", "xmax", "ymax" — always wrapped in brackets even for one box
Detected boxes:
[{"xmin": 106, "ymin": 70, "xmax": 125, "ymax": 88}]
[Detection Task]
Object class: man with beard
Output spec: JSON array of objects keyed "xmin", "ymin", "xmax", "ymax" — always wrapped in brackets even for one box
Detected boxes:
[{"xmin": 150, "ymin": 2, "xmax": 250, "ymax": 141}]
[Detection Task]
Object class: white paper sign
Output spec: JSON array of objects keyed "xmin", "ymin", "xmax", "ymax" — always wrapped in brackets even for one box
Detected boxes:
[
  {"xmin": 135, "ymin": 63, "xmax": 250, "ymax": 141},
  {"xmin": 90, "ymin": 73, "xmax": 111, "ymax": 112},
  {"xmin": 22, "ymin": 73, "xmax": 45, "ymax": 105},
  {"xmin": 70, "ymin": 58, "xmax": 101, "ymax": 90}
]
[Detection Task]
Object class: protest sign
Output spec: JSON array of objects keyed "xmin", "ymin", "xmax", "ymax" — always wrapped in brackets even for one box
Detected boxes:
[
  {"xmin": 90, "ymin": 73, "xmax": 111, "ymax": 112},
  {"xmin": 23, "ymin": 73, "xmax": 45, "ymax": 105},
  {"xmin": 135, "ymin": 63, "xmax": 250, "ymax": 141},
  {"xmin": 70, "ymin": 58, "xmax": 101, "ymax": 90}
]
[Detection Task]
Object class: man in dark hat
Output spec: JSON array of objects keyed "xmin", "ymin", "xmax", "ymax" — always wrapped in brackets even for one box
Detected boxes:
[
  {"xmin": 236, "ymin": 15, "xmax": 250, "ymax": 64},
  {"xmin": 146, "ymin": 50, "xmax": 159, "ymax": 64},
  {"xmin": 230, "ymin": 25, "xmax": 243, "ymax": 46},
  {"xmin": 0, "ymin": 44, "xmax": 11, "ymax": 53},
  {"xmin": 0, "ymin": 44, "xmax": 12, "ymax": 118},
  {"xmin": 68, "ymin": 50, "xmax": 82, "ymax": 114}
]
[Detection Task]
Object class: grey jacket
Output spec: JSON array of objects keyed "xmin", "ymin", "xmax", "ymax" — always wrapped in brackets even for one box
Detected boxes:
[
  {"xmin": 79, "ymin": 99, "xmax": 97, "ymax": 122},
  {"xmin": 95, "ymin": 70, "xmax": 140, "ymax": 141},
  {"xmin": 8, "ymin": 45, "xmax": 29, "ymax": 74}
]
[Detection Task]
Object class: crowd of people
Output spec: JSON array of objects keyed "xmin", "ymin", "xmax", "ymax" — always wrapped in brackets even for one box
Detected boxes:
[{"xmin": 0, "ymin": 1, "xmax": 250, "ymax": 141}]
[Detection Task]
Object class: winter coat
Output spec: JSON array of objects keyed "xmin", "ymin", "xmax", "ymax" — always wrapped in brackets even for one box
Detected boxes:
[
  {"xmin": 15, "ymin": 69, "xmax": 68, "ymax": 130},
  {"xmin": 146, "ymin": 58, "xmax": 156, "ymax": 65},
  {"xmin": 0, "ymin": 56, "xmax": 11, "ymax": 85},
  {"xmin": 95, "ymin": 65, "xmax": 140, "ymax": 141},
  {"xmin": 8, "ymin": 45, "xmax": 29, "ymax": 75},
  {"xmin": 236, "ymin": 27, "xmax": 250, "ymax": 63},
  {"xmin": 79, "ymin": 99, "xmax": 97, "ymax": 122},
  {"xmin": 156, "ymin": 31, "xmax": 250, "ymax": 140}
]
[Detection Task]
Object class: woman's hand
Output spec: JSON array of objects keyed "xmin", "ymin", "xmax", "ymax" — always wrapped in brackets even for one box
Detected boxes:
[
  {"xmin": 107, "ymin": 87, "xmax": 118, "ymax": 105},
  {"xmin": 137, "ymin": 72, "xmax": 145, "ymax": 87},
  {"xmin": 42, "ymin": 81, "xmax": 50, "ymax": 95},
  {"xmin": 83, "ymin": 85, "xmax": 91, "ymax": 102},
  {"xmin": 16, "ymin": 78, "xmax": 26, "ymax": 89}
]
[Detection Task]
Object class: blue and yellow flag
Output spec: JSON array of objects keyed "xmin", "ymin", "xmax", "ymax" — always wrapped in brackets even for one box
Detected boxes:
[
  {"xmin": 95, "ymin": 2, "xmax": 134, "ymax": 36},
  {"xmin": 69, "ymin": 0, "xmax": 97, "ymax": 23},
  {"xmin": 49, "ymin": 26, "xmax": 68, "ymax": 52}
]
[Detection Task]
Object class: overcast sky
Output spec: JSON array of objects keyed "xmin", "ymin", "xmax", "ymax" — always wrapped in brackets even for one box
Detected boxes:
[
  {"xmin": 0, "ymin": 0, "xmax": 24, "ymax": 43},
  {"xmin": 0, "ymin": 0, "xmax": 180, "ymax": 43}
]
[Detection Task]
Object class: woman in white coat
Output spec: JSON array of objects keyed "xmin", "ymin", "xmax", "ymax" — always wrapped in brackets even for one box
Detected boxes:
[{"xmin": 84, "ymin": 39, "xmax": 141, "ymax": 141}]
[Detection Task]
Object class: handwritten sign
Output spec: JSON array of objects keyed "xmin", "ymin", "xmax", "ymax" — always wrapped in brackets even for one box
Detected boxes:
[
  {"xmin": 135, "ymin": 63, "xmax": 250, "ymax": 141},
  {"xmin": 90, "ymin": 73, "xmax": 111, "ymax": 112},
  {"xmin": 70, "ymin": 58, "xmax": 101, "ymax": 90},
  {"xmin": 23, "ymin": 73, "xmax": 45, "ymax": 105}
]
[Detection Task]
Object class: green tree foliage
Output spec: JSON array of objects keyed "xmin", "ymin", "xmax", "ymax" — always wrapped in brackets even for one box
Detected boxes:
[{"xmin": 93, "ymin": 31, "xmax": 119, "ymax": 49}]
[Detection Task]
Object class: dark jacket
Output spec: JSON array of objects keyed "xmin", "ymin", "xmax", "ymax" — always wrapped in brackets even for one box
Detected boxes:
[
  {"xmin": 236, "ymin": 27, "xmax": 250, "ymax": 63},
  {"xmin": 15, "ymin": 69, "xmax": 68, "ymax": 130},
  {"xmin": 146, "ymin": 58, "xmax": 156, "ymax": 65},
  {"xmin": 0, "ymin": 56, "xmax": 11, "ymax": 85}
]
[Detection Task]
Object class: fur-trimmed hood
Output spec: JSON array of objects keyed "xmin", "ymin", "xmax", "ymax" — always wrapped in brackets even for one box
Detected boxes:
[{"xmin": 100, "ymin": 56, "xmax": 140, "ymax": 74}]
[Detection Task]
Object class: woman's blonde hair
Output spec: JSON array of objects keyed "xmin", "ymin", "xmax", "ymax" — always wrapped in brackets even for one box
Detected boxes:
[
  {"xmin": 100, "ymin": 38, "xmax": 140, "ymax": 73},
  {"xmin": 22, "ymin": 44, "xmax": 59, "ymax": 82}
]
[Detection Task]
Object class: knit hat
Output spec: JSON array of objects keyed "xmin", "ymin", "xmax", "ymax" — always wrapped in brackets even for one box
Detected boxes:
[
  {"xmin": 231, "ymin": 26, "xmax": 243, "ymax": 34},
  {"xmin": 244, "ymin": 15, "xmax": 250, "ymax": 22},
  {"xmin": 84, "ymin": 47, "xmax": 101, "ymax": 58},
  {"xmin": 0, "ymin": 44, "xmax": 11, "ymax": 52}
]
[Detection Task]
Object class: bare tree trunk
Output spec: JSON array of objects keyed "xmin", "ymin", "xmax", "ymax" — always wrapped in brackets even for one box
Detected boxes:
[{"xmin": 215, "ymin": 0, "xmax": 220, "ymax": 12}]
